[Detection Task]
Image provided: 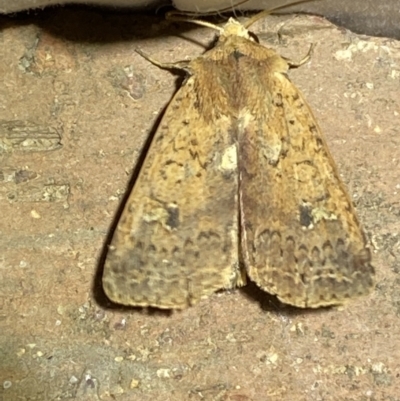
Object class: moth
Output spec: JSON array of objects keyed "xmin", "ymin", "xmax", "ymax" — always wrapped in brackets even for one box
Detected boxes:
[{"xmin": 102, "ymin": 9, "xmax": 375, "ymax": 309}]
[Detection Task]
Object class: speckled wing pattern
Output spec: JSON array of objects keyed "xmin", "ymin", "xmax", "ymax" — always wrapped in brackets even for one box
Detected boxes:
[
  {"xmin": 234, "ymin": 40, "xmax": 375, "ymax": 307},
  {"xmin": 103, "ymin": 18, "xmax": 374, "ymax": 309},
  {"xmin": 102, "ymin": 43, "xmax": 245, "ymax": 308}
]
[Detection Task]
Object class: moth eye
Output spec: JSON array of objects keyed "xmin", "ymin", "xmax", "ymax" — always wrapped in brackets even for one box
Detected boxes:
[{"xmin": 248, "ymin": 31, "xmax": 260, "ymax": 43}]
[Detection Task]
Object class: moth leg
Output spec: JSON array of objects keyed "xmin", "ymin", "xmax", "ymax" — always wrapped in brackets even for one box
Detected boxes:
[
  {"xmin": 283, "ymin": 43, "xmax": 315, "ymax": 69},
  {"xmin": 276, "ymin": 15, "xmax": 299, "ymax": 44},
  {"xmin": 136, "ymin": 49, "xmax": 191, "ymax": 72}
]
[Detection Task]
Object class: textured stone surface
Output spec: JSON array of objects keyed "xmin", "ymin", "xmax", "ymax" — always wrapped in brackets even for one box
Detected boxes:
[{"xmin": 0, "ymin": 8, "xmax": 399, "ymax": 401}]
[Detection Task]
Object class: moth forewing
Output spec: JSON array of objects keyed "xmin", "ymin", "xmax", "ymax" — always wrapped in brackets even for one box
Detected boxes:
[
  {"xmin": 238, "ymin": 70, "xmax": 374, "ymax": 308},
  {"xmin": 102, "ymin": 34, "xmax": 245, "ymax": 309},
  {"xmin": 102, "ymin": 14, "xmax": 374, "ymax": 309}
]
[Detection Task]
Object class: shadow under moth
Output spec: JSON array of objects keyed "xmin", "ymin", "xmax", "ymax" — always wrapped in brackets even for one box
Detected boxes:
[{"xmin": 102, "ymin": 6, "xmax": 375, "ymax": 309}]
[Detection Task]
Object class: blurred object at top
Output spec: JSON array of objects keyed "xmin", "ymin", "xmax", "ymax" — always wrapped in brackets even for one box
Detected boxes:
[{"xmin": 1, "ymin": 0, "xmax": 399, "ymax": 39}]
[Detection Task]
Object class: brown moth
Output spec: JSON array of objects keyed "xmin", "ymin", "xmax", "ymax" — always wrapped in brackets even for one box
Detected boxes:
[{"xmin": 102, "ymin": 12, "xmax": 375, "ymax": 309}]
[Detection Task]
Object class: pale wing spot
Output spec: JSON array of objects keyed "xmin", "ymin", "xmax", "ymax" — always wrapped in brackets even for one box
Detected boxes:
[
  {"xmin": 141, "ymin": 199, "xmax": 179, "ymax": 231},
  {"xmin": 219, "ymin": 144, "xmax": 237, "ymax": 172},
  {"xmin": 142, "ymin": 207, "xmax": 169, "ymax": 223},
  {"xmin": 311, "ymin": 207, "xmax": 338, "ymax": 223},
  {"xmin": 298, "ymin": 201, "xmax": 339, "ymax": 230}
]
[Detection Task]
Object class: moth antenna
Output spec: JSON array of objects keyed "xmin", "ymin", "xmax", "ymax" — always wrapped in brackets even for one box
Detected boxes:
[
  {"xmin": 166, "ymin": 0, "xmax": 250, "ymax": 19},
  {"xmin": 244, "ymin": 0, "xmax": 320, "ymax": 29},
  {"xmin": 166, "ymin": 12, "xmax": 224, "ymax": 33},
  {"xmin": 165, "ymin": 0, "xmax": 251, "ymax": 32}
]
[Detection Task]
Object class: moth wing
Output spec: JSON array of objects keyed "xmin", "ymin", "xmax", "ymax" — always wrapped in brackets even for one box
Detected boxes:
[
  {"xmin": 103, "ymin": 69, "xmax": 242, "ymax": 309},
  {"xmin": 239, "ymin": 65, "xmax": 374, "ymax": 308}
]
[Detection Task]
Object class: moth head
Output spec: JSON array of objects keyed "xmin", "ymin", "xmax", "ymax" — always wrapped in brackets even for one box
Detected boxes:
[{"xmin": 220, "ymin": 18, "xmax": 254, "ymax": 41}]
